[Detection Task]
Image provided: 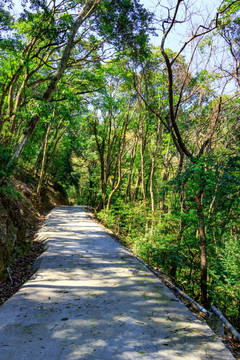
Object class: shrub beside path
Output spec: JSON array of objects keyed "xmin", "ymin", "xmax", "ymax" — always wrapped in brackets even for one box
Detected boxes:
[{"xmin": 0, "ymin": 206, "xmax": 234, "ymax": 359}]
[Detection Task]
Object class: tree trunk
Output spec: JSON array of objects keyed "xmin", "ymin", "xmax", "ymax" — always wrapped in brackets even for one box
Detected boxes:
[
  {"xmin": 32, "ymin": 137, "xmax": 45, "ymax": 175},
  {"xmin": 106, "ymin": 118, "xmax": 128, "ymax": 210},
  {"xmin": 140, "ymin": 133, "xmax": 147, "ymax": 202},
  {"xmin": 133, "ymin": 170, "xmax": 141, "ymax": 202},
  {"xmin": 106, "ymin": 160, "xmax": 122, "ymax": 210},
  {"xmin": 7, "ymin": 0, "xmax": 99, "ymax": 168},
  {"xmin": 125, "ymin": 137, "xmax": 138, "ymax": 203},
  {"xmin": 150, "ymin": 119, "xmax": 161, "ymax": 216},
  {"xmin": 194, "ymin": 192, "xmax": 208, "ymax": 307},
  {"xmin": 44, "ymin": 126, "xmax": 67, "ymax": 176},
  {"xmin": 37, "ymin": 123, "xmax": 51, "ymax": 195}
]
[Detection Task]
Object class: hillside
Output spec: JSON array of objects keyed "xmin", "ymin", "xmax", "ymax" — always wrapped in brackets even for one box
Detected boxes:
[{"xmin": 0, "ymin": 172, "xmax": 68, "ymax": 281}]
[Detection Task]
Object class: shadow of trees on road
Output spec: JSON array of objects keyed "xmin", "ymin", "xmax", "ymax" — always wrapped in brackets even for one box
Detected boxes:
[{"xmin": 0, "ymin": 207, "xmax": 231, "ymax": 360}]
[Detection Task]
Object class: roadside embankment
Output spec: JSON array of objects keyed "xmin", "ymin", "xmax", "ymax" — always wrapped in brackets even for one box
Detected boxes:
[{"xmin": 0, "ymin": 173, "xmax": 68, "ymax": 281}]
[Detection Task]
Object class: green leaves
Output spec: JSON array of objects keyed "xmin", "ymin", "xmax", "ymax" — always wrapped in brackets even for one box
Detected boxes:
[
  {"xmin": 95, "ymin": 0, "xmax": 154, "ymax": 60},
  {"xmin": 0, "ymin": 5, "xmax": 13, "ymax": 33}
]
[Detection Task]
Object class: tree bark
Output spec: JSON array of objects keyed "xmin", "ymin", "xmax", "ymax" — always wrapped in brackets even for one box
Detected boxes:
[
  {"xmin": 37, "ymin": 123, "xmax": 51, "ymax": 195},
  {"xmin": 133, "ymin": 169, "xmax": 141, "ymax": 202},
  {"xmin": 125, "ymin": 136, "xmax": 138, "ymax": 203},
  {"xmin": 194, "ymin": 192, "xmax": 208, "ymax": 307},
  {"xmin": 44, "ymin": 126, "xmax": 67, "ymax": 177},
  {"xmin": 150, "ymin": 119, "xmax": 161, "ymax": 216},
  {"xmin": 106, "ymin": 117, "xmax": 128, "ymax": 210}
]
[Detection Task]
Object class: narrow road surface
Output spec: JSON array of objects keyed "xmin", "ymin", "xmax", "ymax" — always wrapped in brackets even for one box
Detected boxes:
[{"xmin": 0, "ymin": 206, "xmax": 234, "ymax": 360}]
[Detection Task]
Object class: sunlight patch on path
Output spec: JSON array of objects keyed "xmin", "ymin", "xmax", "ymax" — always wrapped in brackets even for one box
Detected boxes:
[{"xmin": 0, "ymin": 206, "xmax": 234, "ymax": 360}]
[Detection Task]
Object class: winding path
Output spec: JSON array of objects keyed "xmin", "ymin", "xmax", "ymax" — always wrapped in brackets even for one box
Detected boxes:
[{"xmin": 0, "ymin": 206, "xmax": 234, "ymax": 359}]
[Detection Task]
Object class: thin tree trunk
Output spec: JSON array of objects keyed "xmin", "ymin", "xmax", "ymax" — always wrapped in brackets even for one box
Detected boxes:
[
  {"xmin": 133, "ymin": 169, "xmax": 141, "ymax": 202},
  {"xmin": 194, "ymin": 192, "xmax": 208, "ymax": 307},
  {"xmin": 44, "ymin": 126, "xmax": 67, "ymax": 176},
  {"xmin": 150, "ymin": 119, "xmax": 161, "ymax": 216},
  {"xmin": 9, "ymin": 70, "xmax": 28, "ymax": 135},
  {"xmin": 0, "ymin": 37, "xmax": 37, "ymax": 133},
  {"xmin": 7, "ymin": 0, "xmax": 99, "ymax": 168},
  {"xmin": 136, "ymin": 79, "xmax": 147, "ymax": 202},
  {"xmin": 92, "ymin": 118, "xmax": 106, "ymax": 210},
  {"xmin": 106, "ymin": 118, "xmax": 128, "ymax": 210},
  {"xmin": 140, "ymin": 131, "xmax": 147, "ymax": 201},
  {"xmin": 125, "ymin": 137, "xmax": 138, "ymax": 203},
  {"xmin": 106, "ymin": 158, "xmax": 124, "ymax": 210},
  {"xmin": 32, "ymin": 137, "xmax": 45, "ymax": 175},
  {"xmin": 37, "ymin": 123, "xmax": 51, "ymax": 195}
]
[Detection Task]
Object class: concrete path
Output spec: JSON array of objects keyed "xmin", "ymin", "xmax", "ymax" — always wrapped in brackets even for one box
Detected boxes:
[{"xmin": 0, "ymin": 206, "xmax": 234, "ymax": 360}]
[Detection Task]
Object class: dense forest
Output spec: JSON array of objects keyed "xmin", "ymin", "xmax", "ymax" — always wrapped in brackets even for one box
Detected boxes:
[{"xmin": 0, "ymin": 0, "xmax": 239, "ymax": 330}]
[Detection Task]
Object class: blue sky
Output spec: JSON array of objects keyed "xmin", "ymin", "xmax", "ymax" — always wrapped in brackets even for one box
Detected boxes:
[{"xmin": 139, "ymin": 0, "xmax": 221, "ymax": 52}]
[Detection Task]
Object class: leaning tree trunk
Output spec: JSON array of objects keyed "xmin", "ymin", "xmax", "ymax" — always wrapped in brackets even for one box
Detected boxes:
[{"xmin": 7, "ymin": 0, "xmax": 99, "ymax": 168}]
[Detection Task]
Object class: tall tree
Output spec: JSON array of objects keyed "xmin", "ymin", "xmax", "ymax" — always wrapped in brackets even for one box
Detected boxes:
[{"xmin": 0, "ymin": 0, "xmax": 153, "ymax": 169}]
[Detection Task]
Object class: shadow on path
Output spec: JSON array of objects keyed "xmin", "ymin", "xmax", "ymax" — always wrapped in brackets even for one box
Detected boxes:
[{"xmin": 0, "ymin": 206, "xmax": 234, "ymax": 360}]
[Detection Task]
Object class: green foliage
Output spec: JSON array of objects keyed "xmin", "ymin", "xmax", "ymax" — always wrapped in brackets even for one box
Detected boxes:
[
  {"xmin": 0, "ymin": 145, "xmax": 19, "ymax": 198},
  {"xmin": 96, "ymin": 0, "xmax": 154, "ymax": 60},
  {"xmin": 0, "ymin": 182, "xmax": 20, "ymax": 199},
  {"xmin": 0, "ymin": 5, "xmax": 13, "ymax": 33},
  {"xmin": 0, "ymin": 145, "xmax": 11, "ymax": 178},
  {"xmin": 96, "ymin": 151, "xmax": 240, "ymax": 329}
]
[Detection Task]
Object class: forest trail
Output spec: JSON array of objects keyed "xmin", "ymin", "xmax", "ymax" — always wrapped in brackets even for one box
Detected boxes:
[{"xmin": 0, "ymin": 206, "xmax": 234, "ymax": 360}]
